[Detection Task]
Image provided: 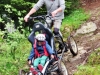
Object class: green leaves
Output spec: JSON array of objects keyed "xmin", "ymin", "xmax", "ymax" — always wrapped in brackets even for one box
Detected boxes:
[
  {"xmin": 74, "ymin": 48, "xmax": 100, "ymax": 75},
  {"xmin": 0, "ymin": 30, "xmax": 31, "ymax": 75},
  {"xmin": 62, "ymin": 9, "xmax": 90, "ymax": 30},
  {"xmin": 0, "ymin": 16, "xmax": 4, "ymax": 23}
]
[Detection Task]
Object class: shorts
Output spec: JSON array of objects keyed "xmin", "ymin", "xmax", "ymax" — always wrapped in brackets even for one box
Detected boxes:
[{"xmin": 45, "ymin": 19, "xmax": 62, "ymax": 29}]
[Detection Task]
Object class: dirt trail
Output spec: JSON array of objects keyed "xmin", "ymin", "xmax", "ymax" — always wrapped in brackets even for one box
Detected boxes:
[{"xmin": 64, "ymin": 1, "xmax": 100, "ymax": 75}]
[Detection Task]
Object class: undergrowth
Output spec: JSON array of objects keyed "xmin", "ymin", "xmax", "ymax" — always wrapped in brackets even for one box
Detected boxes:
[
  {"xmin": 62, "ymin": 9, "xmax": 90, "ymax": 29},
  {"xmin": 0, "ymin": 30, "xmax": 31, "ymax": 75},
  {"xmin": 61, "ymin": 9, "xmax": 90, "ymax": 37},
  {"xmin": 74, "ymin": 48, "xmax": 100, "ymax": 75}
]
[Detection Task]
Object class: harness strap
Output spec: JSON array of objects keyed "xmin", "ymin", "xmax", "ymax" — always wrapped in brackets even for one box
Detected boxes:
[
  {"xmin": 43, "ymin": 43, "xmax": 49, "ymax": 56},
  {"xmin": 34, "ymin": 39, "xmax": 40, "ymax": 58},
  {"xmin": 33, "ymin": 39, "xmax": 49, "ymax": 58}
]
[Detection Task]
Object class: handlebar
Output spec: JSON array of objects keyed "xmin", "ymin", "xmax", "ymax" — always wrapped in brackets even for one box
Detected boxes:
[
  {"xmin": 28, "ymin": 15, "xmax": 54, "ymax": 28},
  {"xmin": 28, "ymin": 15, "xmax": 54, "ymax": 22}
]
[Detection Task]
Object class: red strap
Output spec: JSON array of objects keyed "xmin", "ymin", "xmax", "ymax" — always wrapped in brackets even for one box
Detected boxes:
[
  {"xmin": 34, "ymin": 39, "xmax": 40, "ymax": 58},
  {"xmin": 43, "ymin": 45, "xmax": 49, "ymax": 56},
  {"xmin": 33, "ymin": 39, "xmax": 49, "ymax": 58}
]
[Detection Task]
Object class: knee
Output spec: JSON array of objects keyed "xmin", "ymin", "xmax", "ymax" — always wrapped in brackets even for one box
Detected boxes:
[
  {"xmin": 33, "ymin": 59, "xmax": 39, "ymax": 67},
  {"xmin": 40, "ymin": 60, "xmax": 46, "ymax": 66},
  {"xmin": 33, "ymin": 62, "xmax": 38, "ymax": 67},
  {"xmin": 53, "ymin": 28, "xmax": 59, "ymax": 35}
]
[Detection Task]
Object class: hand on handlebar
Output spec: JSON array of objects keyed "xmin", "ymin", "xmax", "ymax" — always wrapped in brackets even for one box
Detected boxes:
[
  {"xmin": 24, "ymin": 15, "xmax": 30, "ymax": 22},
  {"xmin": 51, "ymin": 10, "xmax": 57, "ymax": 17}
]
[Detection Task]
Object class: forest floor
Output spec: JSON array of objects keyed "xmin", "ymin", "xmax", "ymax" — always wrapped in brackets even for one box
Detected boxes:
[{"xmin": 64, "ymin": 0, "xmax": 100, "ymax": 75}]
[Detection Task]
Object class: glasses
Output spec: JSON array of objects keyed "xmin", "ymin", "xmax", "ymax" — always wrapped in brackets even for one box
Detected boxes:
[{"xmin": 37, "ymin": 40, "xmax": 44, "ymax": 42}]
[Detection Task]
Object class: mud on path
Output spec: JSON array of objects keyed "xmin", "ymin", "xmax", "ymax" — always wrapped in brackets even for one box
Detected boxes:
[{"xmin": 63, "ymin": 1, "xmax": 100, "ymax": 75}]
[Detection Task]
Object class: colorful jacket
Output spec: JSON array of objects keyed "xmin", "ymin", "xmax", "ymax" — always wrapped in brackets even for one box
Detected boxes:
[{"xmin": 28, "ymin": 41, "xmax": 54, "ymax": 60}]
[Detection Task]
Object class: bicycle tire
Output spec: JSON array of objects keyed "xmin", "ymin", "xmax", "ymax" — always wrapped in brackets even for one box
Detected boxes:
[
  {"xmin": 58, "ymin": 61, "xmax": 68, "ymax": 75},
  {"xmin": 67, "ymin": 35, "xmax": 78, "ymax": 56},
  {"xmin": 19, "ymin": 70, "xmax": 27, "ymax": 75}
]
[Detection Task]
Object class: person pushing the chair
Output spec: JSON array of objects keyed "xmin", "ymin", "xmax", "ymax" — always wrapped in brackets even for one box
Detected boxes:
[{"xmin": 24, "ymin": 0, "xmax": 65, "ymax": 36}]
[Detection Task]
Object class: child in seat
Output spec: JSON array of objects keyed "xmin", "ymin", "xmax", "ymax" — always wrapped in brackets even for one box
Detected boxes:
[{"xmin": 28, "ymin": 34, "xmax": 55, "ymax": 75}]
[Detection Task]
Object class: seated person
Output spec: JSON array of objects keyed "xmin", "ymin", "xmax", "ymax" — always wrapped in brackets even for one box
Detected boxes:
[{"xmin": 28, "ymin": 34, "xmax": 55, "ymax": 74}]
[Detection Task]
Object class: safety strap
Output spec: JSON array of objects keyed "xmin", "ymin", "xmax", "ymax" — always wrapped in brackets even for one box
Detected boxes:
[
  {"xmin": 34, "ymin": 39, "xmax": 40, "ymax": 58},
  {"xmin": 33, "ymin": 39, "xmax": 49, "ymax": 58}
]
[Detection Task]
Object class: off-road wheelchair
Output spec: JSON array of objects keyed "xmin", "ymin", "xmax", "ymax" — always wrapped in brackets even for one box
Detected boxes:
[{"xmin": 19, "ymin": 15, "xmax": 78, "ymax": 75}]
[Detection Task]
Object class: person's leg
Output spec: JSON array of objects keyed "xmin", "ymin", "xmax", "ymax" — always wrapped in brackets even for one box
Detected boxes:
[
  {"xmin": 53, "ymin": 19, "xmax": 62, "ymax": 36},
  {"xmin": 30, "ymin": 58, "xmax": 40, "ymax": 74},
  {"xmin": 40, "ymin": 55, "xmax": 48, "ymax": 66},
  {"xmin": 33, "ymin": 57, "xmax": 40, "ymax": 68}
]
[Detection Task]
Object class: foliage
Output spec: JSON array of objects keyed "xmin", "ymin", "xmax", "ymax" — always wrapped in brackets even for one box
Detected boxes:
[
  {"xmin": 0, "ymin": 0, "xmax": 80, "ymax": 30},
  {"xmin": 74, "ymin": 48, "xmax": 100, "ymax": 75},
  {"xmin": 65, "ymin": 0, "xmax": 79, "ymax": 15},
  {"xmin": 61, "ymin": 9, "xmax": 90, "ymax": 37},
  {"xmin": 0, "ymin": 30, "xmax": 31, "ymax": 75},
  {"xmin": 63, "ymin": 9, "xmax": 90, "ymax": 29},
  {"xmin": 87, "ymin": 48, "xmax": 100, "ymax": 65}
]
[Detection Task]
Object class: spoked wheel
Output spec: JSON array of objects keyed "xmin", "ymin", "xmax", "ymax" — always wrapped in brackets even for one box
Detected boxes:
[
  {"xmin": 58, "ymin": 61, "xmax": 68, "ymax": 75},
  {"xmin": 50, "ymin": 61, "xmax": 68, "ymax": 75},
  {"xmin": 67, "ymin": 35, "xmax": 78, "ymax": 56},
  {"xmin": 19, "ymin": 69, "xmax": 29, "ymax": 75}
]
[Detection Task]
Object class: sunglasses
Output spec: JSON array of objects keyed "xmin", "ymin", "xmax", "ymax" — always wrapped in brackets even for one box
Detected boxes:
[{"xmin": 37, "ymin": 40, "xmax": 44, "ymax": 42}]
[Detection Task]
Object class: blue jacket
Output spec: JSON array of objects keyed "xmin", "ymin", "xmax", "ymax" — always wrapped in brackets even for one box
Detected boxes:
[{"xmin": 28, "ymin": 41, "xmax": 54, "ymax": 60}]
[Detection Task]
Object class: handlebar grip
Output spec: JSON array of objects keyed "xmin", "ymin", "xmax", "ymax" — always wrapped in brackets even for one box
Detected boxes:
[
  {"xmin": 27, "ymin": 17, "xmax": 35, "ymax": 22},
  {"xmin": 28, "ymin": 17, "xmax": 33, "ymax": 21}
]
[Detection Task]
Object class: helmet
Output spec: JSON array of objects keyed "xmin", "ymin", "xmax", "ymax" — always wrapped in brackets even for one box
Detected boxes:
[{"xmin": 35, "ymin": 34, "xmax": 46, "ymax": 41}]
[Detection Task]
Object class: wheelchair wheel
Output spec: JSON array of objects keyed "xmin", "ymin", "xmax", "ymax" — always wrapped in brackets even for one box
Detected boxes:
[
  {"xmin": 19, "ymin": 70, "xmax": 27, "ymax": 75},
  {"xmin": 19, "ymin": 69, "xmax": 30, "ymax": 75},
  {"xmin": 58, "ymin": 61, "xmax": 68, "ymax": 75},
  {"xmin": 67, "ymin": 35, "xmax": 78, "ymax": 56}
]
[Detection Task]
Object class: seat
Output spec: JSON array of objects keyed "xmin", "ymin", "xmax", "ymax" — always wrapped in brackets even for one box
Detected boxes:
[{"xmin": 28, "ymin": 22, "xmax": 55, "ymax": 51}]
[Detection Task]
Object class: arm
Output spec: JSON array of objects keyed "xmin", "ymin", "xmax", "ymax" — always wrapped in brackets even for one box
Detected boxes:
[
  {"xmin": 51, "ymin": 0, "xmax": 65, "ymax": 17},
  {"xmin": 28, "ymin": 48, "xmax": 35, "ymax": 65},
  {"xmin": 24, "ymin": 8, "xmax": 36, "ymax": 22},
  {"xmin": 28, "ymin": 48, "xmax": 35, "ymax": 61},
  {"xmin": 45, "ymin": 42, "xmax": 55, "ymax": 58},
  {"xmin": 46, "ymin": 42, "xmax": 54, "ymax": 54},
  {"xmin": 24, "ymin": 0, "xmax": 44, "ymax": 22}
]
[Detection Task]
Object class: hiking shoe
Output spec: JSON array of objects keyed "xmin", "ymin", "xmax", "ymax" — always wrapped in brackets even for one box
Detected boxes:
[{"xmin": 38, "ymin": 64, "xmax": 43, "ymax": 72}]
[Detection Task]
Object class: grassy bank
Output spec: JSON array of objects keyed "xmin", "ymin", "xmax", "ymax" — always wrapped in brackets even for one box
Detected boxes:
[
  {"xmin": 74, "ymin": 48, "xmax": 100, "ymax": 75},
  {"xmin": 0, "ymin": 31, "xmax": 31, "ymax": 75},
  {"xmin": 61, "ymin": 9, "xmax": 90, "ymax": 37}
]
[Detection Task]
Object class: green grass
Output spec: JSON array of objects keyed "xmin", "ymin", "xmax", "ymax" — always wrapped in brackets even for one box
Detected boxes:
[
  {"xmin": 0, "ymin": 31, "xmax": 31, "ymax": 75},
  {"xmin": 74, "ymin": 48, "xmax": 100, "ymax": 75},
  {"xmin": 61, "ymin": 9, "xmax": 90, "ymax": 37},
  {"xmin": 63, "ymin": 9, "xmax": 90, "ymax": 29}
]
